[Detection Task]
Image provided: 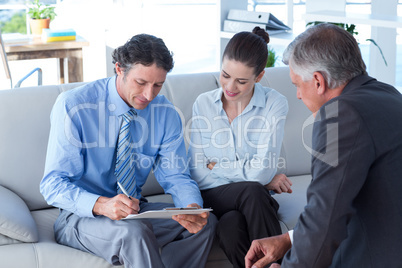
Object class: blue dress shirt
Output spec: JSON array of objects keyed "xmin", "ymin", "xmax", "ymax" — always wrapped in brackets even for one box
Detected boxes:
[
  {"xmin": 40, "ymin": 76, "xmax": 203, "ymax": 218},
  {"xmin": 188, "ymin": 83, "xmax": 288, "ymax": 190}
]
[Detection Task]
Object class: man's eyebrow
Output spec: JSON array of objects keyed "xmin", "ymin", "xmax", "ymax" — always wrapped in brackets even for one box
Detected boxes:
[
  {"xmin": 155, "ymin": 79, "xmax": 165, "ymax": 84},
  {"xmin": 136, "ymin": 78, "xmax": 165, "ymax": 84}
]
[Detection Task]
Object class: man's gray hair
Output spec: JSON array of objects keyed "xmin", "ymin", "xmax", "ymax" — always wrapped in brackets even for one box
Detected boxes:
[{"xmin": 283, "ymin": 23, "xmax": 367, "ymax": 89}]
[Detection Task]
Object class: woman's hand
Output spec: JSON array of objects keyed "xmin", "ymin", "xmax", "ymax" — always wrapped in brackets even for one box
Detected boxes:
[
  {"xmin": 207, "ymin": 162, "xmax": 216, "ymax": 170},
  {"xmin": 265, "ymin": 174, "xmax": 293, "ymax": 194}
]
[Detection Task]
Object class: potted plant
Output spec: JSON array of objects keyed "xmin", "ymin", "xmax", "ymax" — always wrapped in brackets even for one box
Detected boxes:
[
  {"xmin": 266, "ymin": 45, "xmax": 278, "ymax": 68},
  {"xmin": 27, "ymin": 0, "xmax": 57, "ymax": 35}
]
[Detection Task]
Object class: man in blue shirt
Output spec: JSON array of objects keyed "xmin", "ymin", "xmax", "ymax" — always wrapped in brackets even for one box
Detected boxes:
[{"xmin": 40, "ymin": 34, "xmax": 217, "ymax": 268}]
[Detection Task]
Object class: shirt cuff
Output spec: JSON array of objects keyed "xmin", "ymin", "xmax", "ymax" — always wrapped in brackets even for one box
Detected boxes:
[
  {"xmin": 76, "ymin": 191, "xmax": 101, "ymax": 218},
  {"xmin": 288, "ymin": 229, "xmax": 294, "ymax": 244},
  {"xmin": 173, "ymin": 193, "xmax": 203, "ymax": 208}
]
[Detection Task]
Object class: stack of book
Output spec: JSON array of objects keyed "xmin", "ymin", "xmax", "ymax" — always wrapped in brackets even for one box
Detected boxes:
[
  {"xmin": 42, "ymin": 29, "xmax": 76, "ymax": 42},
  {"xmin": 223, "ymin": 9, "xmax": 291, "ymax": 35}
]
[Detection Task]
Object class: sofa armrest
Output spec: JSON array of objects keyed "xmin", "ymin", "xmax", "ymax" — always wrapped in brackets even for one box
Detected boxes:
[{"xmin": 0, "ymin": 185, "xmax": 38, "ymax": 242}]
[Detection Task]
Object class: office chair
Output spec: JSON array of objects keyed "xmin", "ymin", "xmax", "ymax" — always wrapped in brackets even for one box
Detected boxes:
[{"xmin": 0, "ymin": 29, "xmax": 42, "ymax": 89}]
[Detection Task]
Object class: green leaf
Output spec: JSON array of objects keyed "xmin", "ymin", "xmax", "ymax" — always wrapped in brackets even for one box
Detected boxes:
[
  {"xmin": 266, "ymin": 45, "xmax": 278, "ymax": 68},
  {"xmin": 26, "ymin": 0, "xmax": 57, "ymax": 20},
  {"xmin": 366, "ymin": 38, "xmax": 388, "ymax": 66}
]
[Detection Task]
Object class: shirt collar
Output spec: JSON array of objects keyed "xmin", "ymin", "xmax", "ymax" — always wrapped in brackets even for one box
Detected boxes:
[
  {"xmin": 213, "ymin": 88, "xmax": 223, "ymax": 103},
  {"xmin": 250, "ymin": 83, "xmax": 266, "ymax": 108},
  {"xmin": 108, "ymin": 75, "xmax": 138, "ymax": 116}
]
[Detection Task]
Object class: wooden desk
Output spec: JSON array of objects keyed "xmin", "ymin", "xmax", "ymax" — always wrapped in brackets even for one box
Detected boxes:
[{"xmin": 4, "ymin": 36, "xmax": 89, "ymax": 83}]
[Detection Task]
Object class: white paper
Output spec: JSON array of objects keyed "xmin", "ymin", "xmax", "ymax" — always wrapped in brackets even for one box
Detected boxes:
[
  {"xmin": 2, "ymin": 33, "xmax": 31, "ymax": 43},
  {"xmin": 122, "ymin": 208, "xmax": 213, "ymax": 220}
]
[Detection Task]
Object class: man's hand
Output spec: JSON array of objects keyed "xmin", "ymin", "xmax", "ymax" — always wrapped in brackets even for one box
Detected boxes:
[
  {"xmin": 265, "ymin": 174, "xmax": 293, "ymax": 194},
  {"xmin": 245, "ymin": 233, "xmax": 292, "ymax": 268},
  {"xmin": 93, "ymin": 194, "xmax": 140, "ymax": 220},
  {"xmin": 172, "ymin": 203, "xmax": 209, "ymax": 234},
  {"xmin": 270, "ymin": 264, "xmax": 281, "ymax": 268}
]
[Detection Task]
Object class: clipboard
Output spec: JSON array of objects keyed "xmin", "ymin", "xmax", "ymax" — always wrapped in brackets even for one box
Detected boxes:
[{"xmin": 122, "ymin": 208, "xmax": 213, "ymax": 220}]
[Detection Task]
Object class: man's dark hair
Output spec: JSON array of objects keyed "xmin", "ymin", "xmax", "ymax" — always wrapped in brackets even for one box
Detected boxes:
[{"xmin": 112, "ymin": 34, "xmax": 174, "ymax": 75}]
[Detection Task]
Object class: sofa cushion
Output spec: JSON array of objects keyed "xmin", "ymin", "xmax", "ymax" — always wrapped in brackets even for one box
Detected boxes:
[
  {"xmin": 0, "ymin": 186, "xmax": 38, "ymax": 242},
  {"xmin": 273, "ymin": 174, "xmax": 311, "ymax": 231},
  {"xmin": 0, "ymin": 233, "xmax": 21, "ymax": 246},
  {"xmin": 28, "ymin": 208, "xmax": 123, "ymax": 268},
  {"xmin": 0, "ymin": 243, "xmax": 39, "ymax": 268}
]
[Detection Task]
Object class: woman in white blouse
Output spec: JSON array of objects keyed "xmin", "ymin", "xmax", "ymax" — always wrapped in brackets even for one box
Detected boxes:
[{"xmin": 188, "ymin": 27, "xmax": 293, "ymax": 267}]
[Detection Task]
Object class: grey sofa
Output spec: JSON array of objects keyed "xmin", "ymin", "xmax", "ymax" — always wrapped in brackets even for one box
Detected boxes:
[{"xmin": 0, "ymin": 66, "xmax": 312, "ymax": 268}]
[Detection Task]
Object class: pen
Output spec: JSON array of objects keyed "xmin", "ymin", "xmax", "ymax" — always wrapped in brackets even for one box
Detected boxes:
[
  {"xmin": 117, "ymin": 181, "xmax": 135, "ymax": 201},
  {"xmin": 117, "ymin": 181, "xmax": 139, "ymax": 214}
]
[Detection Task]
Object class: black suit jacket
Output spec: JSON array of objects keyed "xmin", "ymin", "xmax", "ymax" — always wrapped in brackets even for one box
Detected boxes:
[{"xmin": 283, "ymin": 74, "xmax": 402, "ymax": 267}]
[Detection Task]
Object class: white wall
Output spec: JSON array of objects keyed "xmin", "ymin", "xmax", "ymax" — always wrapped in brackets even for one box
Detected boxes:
[
  {"xmin": 105, "ymin": 0, "xmax": 219, "ymax": 77},
  {"xmin": 52, "ymin": 0, "xmax": 109, "ymax": 82},
  {"xmin": 53, "ymin": 0, "xmax": 219, "ymax": 80}
]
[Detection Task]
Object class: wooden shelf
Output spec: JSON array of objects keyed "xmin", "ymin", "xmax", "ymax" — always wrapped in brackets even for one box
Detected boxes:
[{"xmin": 303, "ymin": 10, "xmax": 402, "ymax": 29}]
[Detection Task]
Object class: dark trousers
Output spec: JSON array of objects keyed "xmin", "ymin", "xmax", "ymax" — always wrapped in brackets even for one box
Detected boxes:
[{"xmin": 202, "ymin": 181, "xmax": 282, "ymax": 268}]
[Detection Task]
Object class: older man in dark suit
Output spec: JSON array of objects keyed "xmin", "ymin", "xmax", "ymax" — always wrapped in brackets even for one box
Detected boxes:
[{"xmin": 245, "ymin": 23, "xmax": 402, "ymax": 267}]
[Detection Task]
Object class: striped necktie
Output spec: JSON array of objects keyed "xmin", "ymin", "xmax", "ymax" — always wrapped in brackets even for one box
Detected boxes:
[{"xmin": 115, "ymin": 109, "xmax": 137, "ymax": 197}]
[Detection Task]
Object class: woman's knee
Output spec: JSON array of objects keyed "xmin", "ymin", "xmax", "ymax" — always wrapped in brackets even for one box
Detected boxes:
[
  {"xmin": 233, "ymin": 182, "xmax": 270, "ymax": 205},
  {"xmin": 217, "ymin": 210, "xmax": 246, "ymax": 235}
]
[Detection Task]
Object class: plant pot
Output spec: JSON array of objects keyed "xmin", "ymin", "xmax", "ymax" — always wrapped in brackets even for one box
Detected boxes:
[{"xmin": 29, "ymin": 18, "xmax": 50, "ymax": 36}]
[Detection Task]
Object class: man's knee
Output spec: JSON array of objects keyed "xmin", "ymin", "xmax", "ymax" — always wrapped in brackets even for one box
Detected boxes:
[{"xmin": 115, "ymin": 219, "xmax": 155, "ymax": 241}]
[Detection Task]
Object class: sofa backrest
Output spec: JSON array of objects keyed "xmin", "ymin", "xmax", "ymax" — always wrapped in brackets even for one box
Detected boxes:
[
  {"xmin": 0, "ymin": 82, "xmax": 86, "ymax": 211},
  {"xmin": 0, "ymin": 85, "xmax": 62, "ymax": 210},
  {"xmin": 259, "ymin": 67, "xmax": 313, "ymax": 177},
  {"xmin": 0, "ymin": 67, "xmax": 312, "ymax": 210}
]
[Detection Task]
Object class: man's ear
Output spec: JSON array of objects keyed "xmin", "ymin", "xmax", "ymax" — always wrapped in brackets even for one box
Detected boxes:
[
  {"xmin": 313, "ymin": 72, "xmax": 326, "ymax": 95},
  {"xmin": 115, "ymin": 63, "xmax": 123, "ymax": 76},
  {"xmin": 255, "ymin": 70, "xmax": 265, "ymax": 83}
]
